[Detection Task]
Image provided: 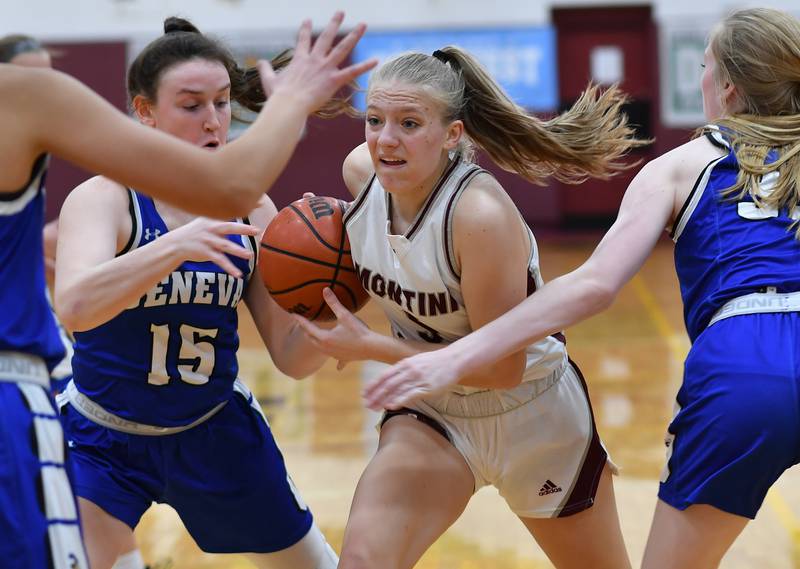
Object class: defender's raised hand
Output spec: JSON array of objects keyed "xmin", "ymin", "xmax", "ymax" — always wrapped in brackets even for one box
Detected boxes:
[{"xmin": 258, "ymin": 12, "xmax": 377, "ymax": 114}]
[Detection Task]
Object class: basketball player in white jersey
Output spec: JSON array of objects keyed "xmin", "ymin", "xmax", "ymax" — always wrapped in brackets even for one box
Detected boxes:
[
  {"xmin": 294, "ymin": 47, "xmax": 646, "ymax": 568},
  {"xmin": 369, "ymin": 9, "xmax": 800, "ymax": 569}
]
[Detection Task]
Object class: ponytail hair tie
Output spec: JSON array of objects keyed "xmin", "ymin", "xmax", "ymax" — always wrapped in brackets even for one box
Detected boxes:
[{"xmin": 432, "ymin": 49, "xmax": 460, "ymax": 71}]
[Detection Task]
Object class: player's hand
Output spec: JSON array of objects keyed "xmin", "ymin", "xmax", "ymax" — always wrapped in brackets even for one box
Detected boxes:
[
  {"xmin": 258, "ymin": 12, "xmax": 377, "ymax": 115},
  {"xmin": 293, "ymin": 287, "xmax": 372, "ymax": 367},
  {"xmin": 168, "ymin": 217, "xmax": 259, "ymax": 278},
  {"xmin": 362, "ymin": 348, "xmax": 467, "ymax": 411}
]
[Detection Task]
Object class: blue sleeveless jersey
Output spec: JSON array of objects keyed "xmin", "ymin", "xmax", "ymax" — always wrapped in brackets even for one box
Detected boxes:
[
  {"xmin": 0, "ymin": 155, "xmax": 65, "ymax": 371},
  {"xmin": 72, "ymin": 190, "xmax": 258, "ymax": 426},
  {"xmin": 672, "ymin": 128, "xmax": 800, "ymax": 342}
]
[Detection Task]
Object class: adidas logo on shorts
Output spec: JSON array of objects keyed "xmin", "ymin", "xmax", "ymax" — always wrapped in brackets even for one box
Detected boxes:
[{"xmin": 538, "ymin": 479, "xmax": 563, "ymax": 496}]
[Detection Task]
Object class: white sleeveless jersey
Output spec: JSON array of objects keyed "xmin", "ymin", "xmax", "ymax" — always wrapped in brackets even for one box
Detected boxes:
[{"xmin": 344, "ymin": 157, "xmax": 566, "ymax": 392}]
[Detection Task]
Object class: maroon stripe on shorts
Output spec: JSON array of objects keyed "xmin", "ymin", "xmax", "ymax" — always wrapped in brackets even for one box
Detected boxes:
[{"xmin": 558, "ymin": 358, "xmax": 608, "ymax": 517}]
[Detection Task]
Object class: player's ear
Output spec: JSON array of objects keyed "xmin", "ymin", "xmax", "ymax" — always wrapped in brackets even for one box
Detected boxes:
[
  {"xmin": 444, "ymin": 119, "xmax": 463, "ymax": 151},
  {"xmin": 720, "ymin": 80, "xmax": 742, "ymax": 114},
  {"xmin": 132, "ymin": 95, "xmax": 157, "ymax": 127}
]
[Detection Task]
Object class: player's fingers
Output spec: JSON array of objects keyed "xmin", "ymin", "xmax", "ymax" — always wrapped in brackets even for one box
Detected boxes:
[
  {"xmin": 292, "ymin": 314, "xmax": 324, "ymax": 341},
  {"xmin": 384, "ymin": 383, "xmax": 420, "ymax": 410},
  {"xmin": 210, "ymin": 253, "xmax": 243, "ymax": 278},
  {"xmin": 214, "ymin": 221, "xmax": 260, "ymax": 236},
  {"xmin": 302, "ymin": 192, "xmax": 316, "ymax": 198},
  {"xmin": 326, "ymin": 22, "xmax": 367, "ymax": 66},
  {"xmin": 214, "ymin": 239, "xmax": 253, "ymax": 260},
  {"xmin": 311, "ymin": 11, "xmax": 344, "ymax": 57},
  {"xmin": 322, "ymin": 287, "xmax": 349, "ymax": 318},
  {"xmin": 257, "ymin": 60, "xmax": 277, "ymax": 96},
  {"xmin": 331, "ymin": 58, "xmax": 378, "ymax": 89},
  {"xmin": 294, "ymin": 19, "xmax": 313, "ymax": 55},
  {"xmin": 363, "ymin": 372, "xmax": 403, "ymax": 410},
  {"xmin": 336, "ymin": 359, "xmax": 349, "ymax": 371}
]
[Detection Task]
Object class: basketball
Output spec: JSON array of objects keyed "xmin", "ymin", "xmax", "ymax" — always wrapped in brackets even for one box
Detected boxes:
[{"xmin": 258, "ymin": 196, "xmax": 370, "ymax": 321}]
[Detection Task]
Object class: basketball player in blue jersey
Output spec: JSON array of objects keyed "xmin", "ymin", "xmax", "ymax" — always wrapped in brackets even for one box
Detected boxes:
[
  {"xmin": 294, "ymin": 47, "xmax": 647, "ymax": 568},
  {"xmin": 1, "ymin": 35, "xmax": 75, "ymax": 397},
  {"xmin": 54, "ymin": 18, "xmax": 343, "ymax": 569},
  {"xmin": 0, "ymin": 12, "xmax": 371, "ymax": 569},
  {"xmin": 374, "ymin": 8, "xmax": 800, "ymax": 569}
]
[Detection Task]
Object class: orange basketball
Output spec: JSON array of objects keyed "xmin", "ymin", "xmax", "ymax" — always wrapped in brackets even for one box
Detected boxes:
[{"xmin": 258, "ymin": 196, "xmax": 370, "ymax": 321}]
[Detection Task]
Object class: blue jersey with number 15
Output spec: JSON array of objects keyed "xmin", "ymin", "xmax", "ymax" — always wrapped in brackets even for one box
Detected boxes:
[
  {"xmin": 71, "ymin": 190, "xmax": 257, "ymax": 426},
  {"xmin": 671, "ymin": 128, "xmax": 800, "ymax": 342}
]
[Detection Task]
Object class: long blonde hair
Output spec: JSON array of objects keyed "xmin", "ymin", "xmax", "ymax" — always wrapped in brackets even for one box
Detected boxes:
[
  {"xmin": 703, "ymin": 8, "xmax": 800, "ymax": 236},
  {"xmin": 367, "ymin": 47, "xmax": 647, "ymax": 185}
]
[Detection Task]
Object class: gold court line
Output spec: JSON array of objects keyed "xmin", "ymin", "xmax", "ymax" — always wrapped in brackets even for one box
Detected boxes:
[{"xmin": 630, "ymin": 273, "xmax": 800, "ymax": 562}]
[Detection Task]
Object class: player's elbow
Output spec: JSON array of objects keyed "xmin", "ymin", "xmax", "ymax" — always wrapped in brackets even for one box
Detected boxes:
[
  {"xmin": 271, "ymin": 355, "xmax": 319, "ymax": 381},
  {"xmin": 570, "ymin": 262, "xmax": 619, "ymax": 316},
  {"xmin": 219, "ymin": 172, "xmax": 267, "ymax": 218},
  {"xmin": 488, "ymin": 352, "xmax": 527, "ymax": 389},
  {"xmin": 582, "ymin": 277, "xmax": 618, "ymax": 314},
  {"xmin": 55, "ymin": 292, "xmax": 89, "ymax": 333},
  {"xmin": 186, "ymin": 172, "xmax": 263, "ymax": 219}
]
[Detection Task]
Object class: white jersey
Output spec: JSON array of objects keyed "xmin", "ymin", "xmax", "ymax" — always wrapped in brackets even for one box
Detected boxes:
[{"xmin": 344, "ymin": 156, "xmax": 566, "ymax": 392}]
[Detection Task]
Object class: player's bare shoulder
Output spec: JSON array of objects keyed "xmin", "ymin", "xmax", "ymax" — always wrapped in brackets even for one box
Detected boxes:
[
  {"xmin": 453, "ymin": 171, "xmax": 519, "ymax": 234},
  {"xmin": 342, "ymin": 143, "xmax": 374, "ymax": 198},
  {"xmin": 0, "ymin": 66, "xmax": 55, "ymax": 192},
  {"xmin": 66, "ymin": 175, "xmax": 128, "ymax": 206},
  {"xmin": 61, "ymin": 175, "xmax": 130, "ymax": 227},
  {"xmin": 649, "ymin": 135, "xmax": 727, "ymax": 213},
  {"xmin": 247, "ymin": 195, "xmax": 279, "ymax": 235}
]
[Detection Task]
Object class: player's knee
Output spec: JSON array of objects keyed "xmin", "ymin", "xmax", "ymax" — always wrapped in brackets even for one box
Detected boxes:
[
  {"xmin": 249, "ymin": 524, "xmax": 338, "ymax": 569},
  {"xmin": 338, "ymin": 549, "xmax": 380, "ymax": 569}
]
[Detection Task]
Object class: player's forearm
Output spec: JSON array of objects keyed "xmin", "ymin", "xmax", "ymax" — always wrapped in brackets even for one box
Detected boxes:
[
  {"xmin": 364, "ymin": 333, "xmax": 437, "ymax": 365},
  {"xmin": 446, "ymin": 269, "xmax": 616, "ymax": 380},
  {"xmin": 455, "ymin": 351, "xmax": 527, "ymax": 390},
  {"xmin": 56, "ymin": 238, "xmax": 184, "ymax": 332},
  {"xmin": 216, "ymin": 92, "xmax": 308, "ymax": 210},
  {"xmin": 272, "ymin": 326, "xmax": 330, "ymax": 379}
]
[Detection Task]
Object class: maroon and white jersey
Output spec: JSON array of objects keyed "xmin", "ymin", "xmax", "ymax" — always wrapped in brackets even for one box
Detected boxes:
[{"xmin": 344, "ymin": 156, "xmax": 566, "ymax": 392}]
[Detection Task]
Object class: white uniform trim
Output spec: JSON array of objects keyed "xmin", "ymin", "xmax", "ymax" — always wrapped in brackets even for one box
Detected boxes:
[
  {"xmin": 240, "ymin": 215, "xmax": 258, "ymax": 280},
  {"xmin": 708, "ymin": 288, "xmax": 800, "ymax": 327},
  {"xmin": 60, "ymin": 379, "xmax": 228, "ymax": 435},
  {"xmin": 0, "ymin": 351, "xmax": 50, "ymax": 388},
  {"xmin": 127, "ymin": 187, "xmax": 144, "ymax": 251},
  {"xmin": 671, "ymin": 153, "xmax": 727, "ymax": 242},
  {"xmin": 672, "ymin": 126, "xmax": 730, "ymax": 242},
  {"xmin": 0, "ymin": 155, "xmax": 47, "ymax": 216}
]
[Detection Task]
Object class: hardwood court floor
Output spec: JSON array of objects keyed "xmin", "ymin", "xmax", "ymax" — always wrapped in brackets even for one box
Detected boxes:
[{"xmin": 135, "ymin": 235, "xmax": 800, "ymax": 569}]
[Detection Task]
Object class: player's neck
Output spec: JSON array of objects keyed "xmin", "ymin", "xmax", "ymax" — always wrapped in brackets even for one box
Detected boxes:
[{"xmin": 387, "ymin": 153, "xmax": 453, "ymax": 232}]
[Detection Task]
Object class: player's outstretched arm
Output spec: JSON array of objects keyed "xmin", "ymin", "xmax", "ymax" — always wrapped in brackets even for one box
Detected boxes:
[
  {"xmin": 364, "ymin": 156, "xmax": 678, "ymax": 410},
  {"xmin": 5, "ymin": 13, "xmax": 375, "ymax": 218}
]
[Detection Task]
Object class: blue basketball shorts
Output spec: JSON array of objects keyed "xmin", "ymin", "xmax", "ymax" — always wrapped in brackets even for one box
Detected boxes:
[
  {"xmin": 659, "ymin": 312, "xmax": 800, "ymax": 519},
  {"xmin": 0, "ymin": 380, "xmax": 88, "ymax": 569},
  {"xmin": 60, "ymin": 384, "xmax": 313, "ymax": 553}
]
